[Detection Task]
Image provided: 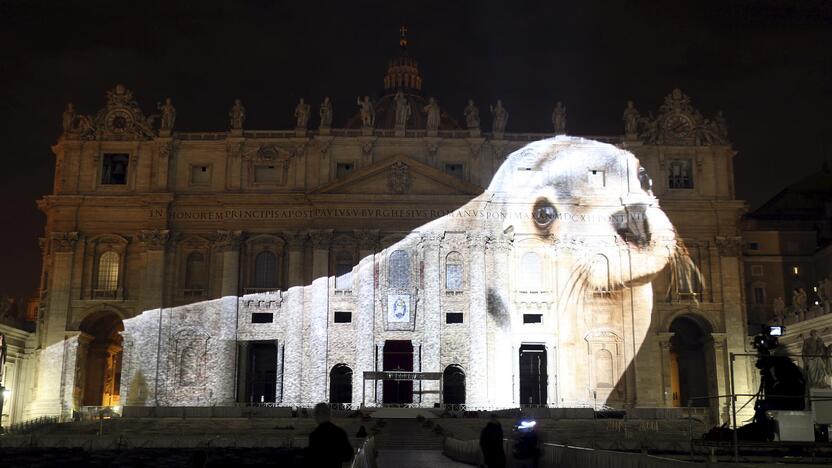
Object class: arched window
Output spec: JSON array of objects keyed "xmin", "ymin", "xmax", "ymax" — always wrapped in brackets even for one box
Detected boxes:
[
  {"xmin": 185, "ymin": 252, "xmax": 206, "ymax": 290},
  {"xmin": 335, "ymin": 251, "xmax": 353, "ymax": 290},
  {"xmin": 389, "ymin": 250, "xmax": 410, "ymax": 289},
  {"xmin": 443, "ymin": 365, "xmax": 466, "ymax": 405},
  {"xmin": 329, "ymin": 364, "xmax": 353, "ymax": 404},
  {"xmin": 96, "ymin": 251, "xmax": 120, "ymax": 291},
  {"xmin": 520, "ymin": 252, "xmax": 542, "ymax": 291},
  {"xmin": 445, "ymin": 251, "xmax": 463, "ymax": 290},
  {"xmin": 595, "ymin": 349, "xmax": 614, "ymax": 388},
  {"xmin": 254, "ymin": 251, "xmax": 278, "ymax": 289}
]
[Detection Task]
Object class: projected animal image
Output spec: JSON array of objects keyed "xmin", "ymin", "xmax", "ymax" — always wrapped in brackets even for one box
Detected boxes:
[{"xmin": 120, "ymin": 136, "xmax": 696, "ymax": 409}]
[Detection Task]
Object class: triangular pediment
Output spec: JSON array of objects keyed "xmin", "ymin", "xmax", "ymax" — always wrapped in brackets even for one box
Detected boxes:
[{"xmin": 310, "ymin": 155, "xmax": 482, "ymax": 196}]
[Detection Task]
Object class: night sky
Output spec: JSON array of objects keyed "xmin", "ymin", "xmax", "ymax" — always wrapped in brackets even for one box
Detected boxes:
[{"xmin": 1, "ymin": 0, "xmax": 830, "ymax": 299}]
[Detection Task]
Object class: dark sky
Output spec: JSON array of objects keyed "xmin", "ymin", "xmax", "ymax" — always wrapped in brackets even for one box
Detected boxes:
[{"xmin": 1, "ymin": 0, "xmax": 830, "ymax": 299}]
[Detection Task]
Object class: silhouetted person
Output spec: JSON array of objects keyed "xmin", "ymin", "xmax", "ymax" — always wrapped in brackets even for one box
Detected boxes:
[
  {"xmin": 306, "ymin": 403, "xmax": 354, "ymax": 467},
  {"xmin": 512, "ymin": 420, "xmax": 541, "ymax": 468},
  {"xmin": 480, "ymin": 414, "xmax": 506, "ymax": 468},
  {"xmin": 191, "ymin": 449, "xmax": 207, "ymax": 468},
  {"xmin": 356, "ymin": 425, "xmax": 367, "ymax": 438}
]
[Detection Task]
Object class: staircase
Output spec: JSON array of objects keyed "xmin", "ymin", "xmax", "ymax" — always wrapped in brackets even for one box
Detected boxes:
[{"xmin": 375, "ymin": 419, "xmax": 444, "ymax": 450}]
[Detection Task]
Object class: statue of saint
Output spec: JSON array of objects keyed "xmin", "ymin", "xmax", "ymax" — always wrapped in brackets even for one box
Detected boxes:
[
  {"xmin": 319, "ymin": 97, "xmax": 333, "ymax": 129},
  {"xmin": 793, "ymin": 287, "xmax": 808, "ymax": 316},
  {"xmin": 423, "ymin": 97, "xmax": 441, "ymax": 132},
  {"xmin": 819, "ymin": 276, "xmax": 832, "ymax": 313},
  {"xmin": 490, "ymin": 99, "xmax": 508, "ymax": 135},
  {"xmin": 394, "ymin": 91, "xmax": 411, "ymax": 129},
  {"xmin": 802, "ymin": 330, "xmax": 830, "ymax": 388},
  {"xmin": 229, "ymin": 99, "xmax": 246, "ymax": 129},
  {"xmin": 715, "ymin": 111, "xmax": 728, "ymax": 140},
  {"xmin": 552, "ymin": 101, "xmax": 567, "ymax": 134},
  {"xmin": 463, "ymin": 99, "xmax": 480, "ymax": 130},
  {"xmin": 294, "ymin": 98, "xmax": 310, "ymax": 129},
  {"xmin": 356, "ymin": 96, "xmax": 375, "ymax": 128},
  {"xmin": 62, "ymin": 103, "xmax": 76, "ymax": 133},
  {"xmin": 623, "ymin": 101, "xmax": 640, "ymax": 135},
  {"xmin": 772, "ymin": 296, "xmax": 786, "ymax": 324},
  {"xmin": 158, "ymin": 98, "xmax": 176, "ymax": 131}
]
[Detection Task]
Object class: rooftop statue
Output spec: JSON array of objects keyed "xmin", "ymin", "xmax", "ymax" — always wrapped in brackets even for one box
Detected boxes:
[
  {"xmin": 423, "ymin": 97, "xmax": 440, "ymax": 132},
  {"xmin": 158, "ymin": 98, "xmax": 176, "ymax": 131},
  {"xmin": 623, "ymin": 101, "xmax": 640, "ymax": 136},
  {"xmin": 356, "ymin": 96, "xmax": 375, "ymax": 129},
  {"xmin": 319, "ymin": 97, "xmax": 333, "ymax": 129},
  {"xmin": 463, "ymin": 99, "xmax": 480, "ymax": 130},
  {"xmin": 294, "ymin": 98, "xmax": 311, "ymax": 129},
  {"xmin": 229, "ymin": 99, "xmax": 246, "ymax": 130},
  {"xmin": 552, "ymin": 101, "xmax": 567, "ymax": 134},
  {"xmin": 490, "ymin": 99, "xmax": 508, "ymax": 135},
  {"xmin": 394, "ymin": 91, "xmax": 411, "ymax": 130}
]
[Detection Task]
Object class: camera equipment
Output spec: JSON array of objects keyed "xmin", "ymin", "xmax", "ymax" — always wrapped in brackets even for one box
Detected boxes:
[{"xmin": 751, "ymin": 324, "xmax": 783, "ymax": 354}]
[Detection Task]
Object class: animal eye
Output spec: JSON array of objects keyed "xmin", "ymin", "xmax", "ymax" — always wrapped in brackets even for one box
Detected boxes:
[{"xmin": 532, "ymin": 199, "xmax": 557, "ymax": 228}]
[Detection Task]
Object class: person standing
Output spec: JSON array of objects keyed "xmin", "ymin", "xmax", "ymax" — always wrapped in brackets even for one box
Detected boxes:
[
  {"xmin": 480, "ymin": 414, "xmax": 506, "ymax": 468},
  {"xmin": 306, "ymin": 403, "xmax": 354, "ymax": 467}
]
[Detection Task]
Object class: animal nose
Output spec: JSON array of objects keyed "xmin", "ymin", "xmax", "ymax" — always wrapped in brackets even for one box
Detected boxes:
[{"xmin": 612, "ymin": 205, "xmax": 651, "ymax": 247}]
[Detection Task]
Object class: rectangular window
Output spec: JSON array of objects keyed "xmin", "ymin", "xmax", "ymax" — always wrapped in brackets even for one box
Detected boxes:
[
  {"xmin": 334, "ymin": 311, "xmax": 352, "ymax": 323},
  {"xmin": 751, "ymin": 265, "xmax": 763, "ymax": 277},
  {"xmin": 336, "ymin": 162, "xmax": 354, "ymax": 178},
  {"xmin": 523, "ymin": 314, "xmax": 543, "ymax": 324},
  {"xmin": 251, "ymin": 313, "xmax": 273, "ymax": 323},
  {"xmin": 446, "ymin": 264, "xmax": 463, "ymax": 290},
  {"xmin": 668, "ymin": 159, "xmax": 693, "ymax": 189},
  {"xmin": 753, "ymin": 287, "xmax": 765, "ymax": 305},
  {"xmin": 190, "ymin": 165, "xmax": 211, "ymax": 185},
  {"xmin": 445, "ymin": 312, "xmax": 464, "ymax": 324},
  {"xmin": 335, "ymin": 262, "xmax": 353, "ymax": 290},
  {"xmin": 254, "ymin": 165, "xmax": 278, "ymax": 183},
  {"xmin": 748, "ymin": 242, "xmax": 760, "ymax": 250},
  {"xmin": 101, "ymin": 153, "xmax": 129, "ymax": 185},
  {"xmin": 444, "ymin": 163, "xmax": 464, "ymax": 178},
  {"xmin": 588, "ymin": 169, "xmax": 605, "ymax": 187}
]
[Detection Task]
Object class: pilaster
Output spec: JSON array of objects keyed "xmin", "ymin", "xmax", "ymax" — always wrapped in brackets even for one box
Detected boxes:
[
  {"xmin": 466, "ymin": 230, "xmax": 489, "ymax": 406},
  {"xmin": 214, "ymin": 230, "xmax": 243, "ymax": 297},
  {"xmin": 305, "ymin": 229, "xmax": 332, "ymax": 403},
  {"xmin": 419, "ymin": 231, "xmax": 442, "ymax": 405}
]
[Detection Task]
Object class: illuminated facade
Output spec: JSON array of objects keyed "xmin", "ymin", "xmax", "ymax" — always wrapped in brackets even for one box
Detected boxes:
[{"xmin": 11, "ymin": 45, "xmax": 753, "ymax": 425}]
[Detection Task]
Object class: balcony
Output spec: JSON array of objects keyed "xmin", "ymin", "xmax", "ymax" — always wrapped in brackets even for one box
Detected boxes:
[{"xmin": 92, "ymin": 289, "xmax": 120, "ymax": 300}]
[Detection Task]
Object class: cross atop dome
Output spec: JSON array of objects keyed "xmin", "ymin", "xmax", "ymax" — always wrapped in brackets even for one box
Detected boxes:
[
  {"xmin": 399, "ymin": 25, "xmax": 408, "ymax": 47},
  {"xmin": 384, "ymin": 26, "xmax": 422, "ymax": 93}
]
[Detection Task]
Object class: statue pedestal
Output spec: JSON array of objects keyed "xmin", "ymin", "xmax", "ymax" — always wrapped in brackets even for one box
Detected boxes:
[
  {"xmin": 158, "ymin": 129, "xmax": 171, "ymax": 137},
  {"xmin": 361, "ymin": 127, "xmax": 373, "ymax": 136},
  {"xmin": 295, "ymin": 128, "xmax": 307, "ymax": 137},
  {"xmin": 468, "ymin": 128, "xmax": 481, "ymax": 137},
  {"xmin": 318, "ymin": 127, "xmax": 331, "ymax": 136},
  {"xmin": 394, "ymin": 128, "xmax": 405, "ymax": 137},
  {"xmin": 229, "ymin": 129, "xmax": 243, "ymax": 137},
  {"xmin": 426, "ymin": 130, "xmax": 438, "ymax": 137}
]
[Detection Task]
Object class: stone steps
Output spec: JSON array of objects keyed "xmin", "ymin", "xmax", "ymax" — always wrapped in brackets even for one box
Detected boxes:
[{"xmin": 375, "ymin": 419, "xmax": 444, "ymax": 450}]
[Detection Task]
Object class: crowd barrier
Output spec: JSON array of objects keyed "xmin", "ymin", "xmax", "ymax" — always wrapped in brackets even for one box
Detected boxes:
[{"xmin": 442, "ymin": 437, "xmax": 737, "ymax": 468}]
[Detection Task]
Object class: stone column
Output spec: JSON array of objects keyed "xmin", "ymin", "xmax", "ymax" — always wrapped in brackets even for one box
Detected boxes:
[
  {"xmin": 215, "ymin": 230, "xmax": 243, "ymax": 298},
  {"xmin": 236, "ymin": 341, "xmax": 249, "ymax": 403},
  {"xmin": 707, "ymin": 332, "xmax": 730, "ymax": 424},
  {"xmin": 375, "ymin": 341, "xmax": 385, "ymax": 404},
  {"xmin": 281, "ymin": 231, "xmax": 306, "ymax": 405},
  {"xmin": 467, "ymin": 231, "xmax": 489, "ymax": 406},
  {"xmin": 414, "ymin": 341, "xmax": 422, "ymax": 404},
  {"xmin": 716, "ymin": 236, "xmax": 751, "ymax": 413},
  {"xmin": 31, "ymin": 232, "xmax": 78, "ymax": 418},
  {"xmin": 420, "ymin": 231, "xmax": 443, "ymax": 405},
  {"xmin": 275, "ymin": 341, "xmax": 284, "ymax": 403},
  {"xmin": 138, "ymin": 230, "xmax": 170, "ymax": 310},
  {"xmin": 354, "ymin": 230, "xmax": 378, "ymax": 406},
  {"xmin": 487, "ymin": 234, "xmax": 513, "ymax": 407},
  {"xmin": 656, "ymin": 332, "xmax": 675, "ymax": 405},
  {"xmin": 305, "ymin": 229, "xmax": 332, "ymax": 403}
]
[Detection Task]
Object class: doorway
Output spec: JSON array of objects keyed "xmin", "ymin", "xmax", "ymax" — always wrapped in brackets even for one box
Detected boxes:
[
  {"xmin": 247, "ymin": 342, "xmax": 278, "ymax": 403},
  {"xmin": 443, "ymin": 365, "xmax": 466, "ymax": 405},
  {"xmin": 383, "ymin": 340, "xmax": 413, "ymax": 404},
  {"xmin": 669, "ymin": 316, "xmax": 711, "ymax": 407},
  {"xmin": 519, "ymin": 344, "xmax": 547, "ymax": 405},
  {"xmin": 79, "ymin": 312, "xmax": 124, "ymax": 407}
]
